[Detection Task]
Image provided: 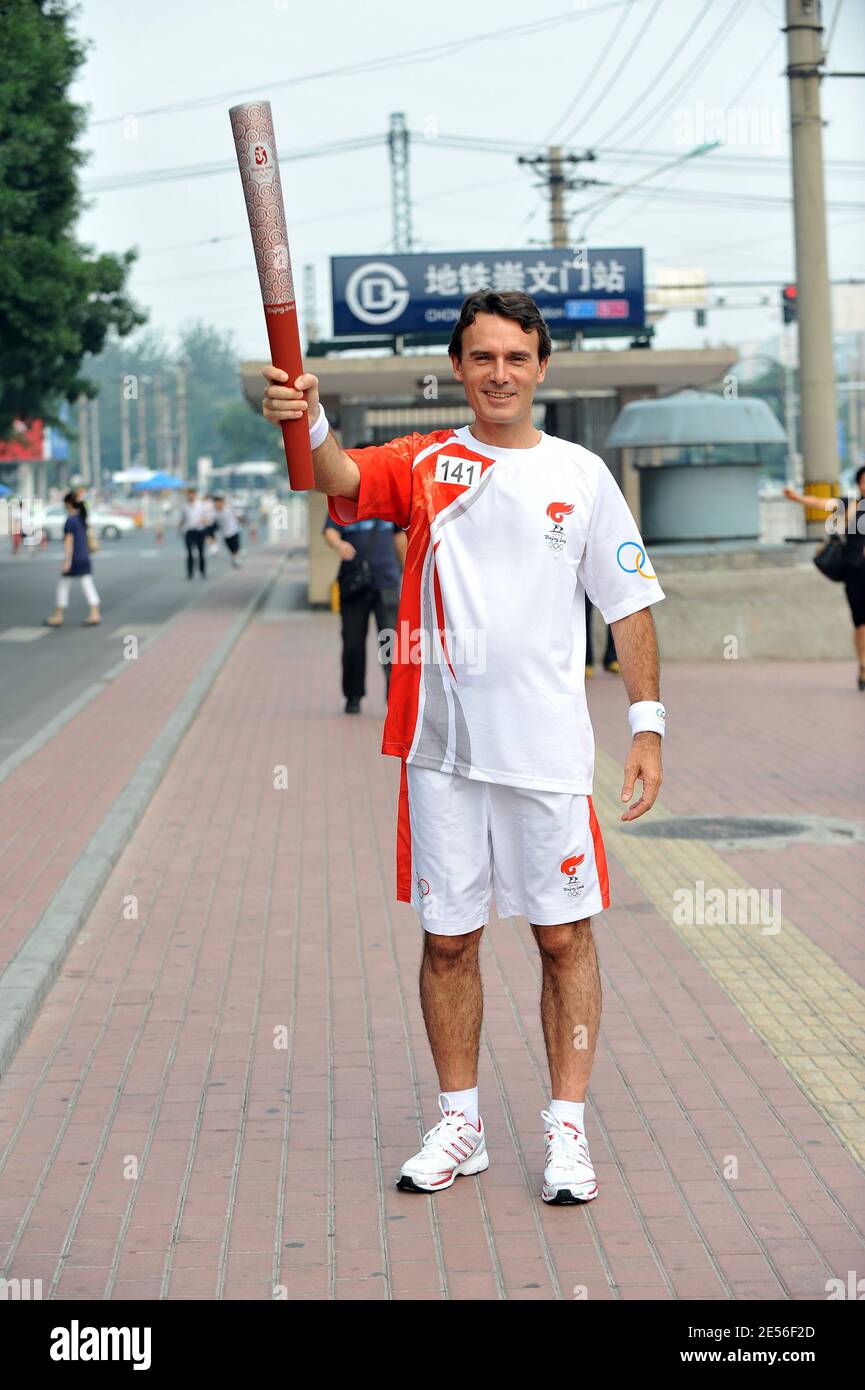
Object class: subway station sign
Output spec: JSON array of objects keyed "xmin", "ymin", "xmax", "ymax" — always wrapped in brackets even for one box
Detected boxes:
[{"xmin": 331, "ymin": 248, "xmax": 645, "ymax": 336}]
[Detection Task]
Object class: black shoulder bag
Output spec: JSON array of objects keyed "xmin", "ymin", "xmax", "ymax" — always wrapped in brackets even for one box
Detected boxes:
[
  {"xmin": 813, "ymin": 535, "xmax": 847, "ymax": 583},
  {"xmin": 338, "ymin": 522, "xmax": 380, "ymax": 602}
]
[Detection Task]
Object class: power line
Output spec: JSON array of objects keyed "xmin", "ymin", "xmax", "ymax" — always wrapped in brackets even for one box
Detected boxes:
[
  {"xmin": 593, "ymin": 20, "xmax": 781, "ymax": 236},
  {"xmin": 82, "ymin": 134, "xmax": 383, "ymax": 194},
  {"xmin": 611, "ymin": 0, "xmax": 750, "ymax": 151},
  {"xmin": 89, "ymin": 0, "xmax": 646, "ymax": 127},
  {"xmin": 543, "ymin": 0, "xmax": 649, "ymax": 146},
  {"xmin": 578, "ymin": 0, "xmax": 715, "ymax": 148}
]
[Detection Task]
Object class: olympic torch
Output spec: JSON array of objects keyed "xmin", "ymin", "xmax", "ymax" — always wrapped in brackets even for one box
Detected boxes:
[{"xmin": 229, "ymin": 100, "xmax": 315, "ymax": 490}]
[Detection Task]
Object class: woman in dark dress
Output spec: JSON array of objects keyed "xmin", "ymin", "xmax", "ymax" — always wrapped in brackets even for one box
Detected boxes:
[
  {"xmin": 43, "ymin": 491, "xmax": 101, "ymax": 627},
  {"xmin": 785, "ymin": 465, "xmax": 865, "ymax": 689}
]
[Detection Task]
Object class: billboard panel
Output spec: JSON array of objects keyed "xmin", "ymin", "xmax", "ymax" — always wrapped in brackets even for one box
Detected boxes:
[{"xmin": 331, "ymin": 248, "xmax": 644, "ymax": 337}]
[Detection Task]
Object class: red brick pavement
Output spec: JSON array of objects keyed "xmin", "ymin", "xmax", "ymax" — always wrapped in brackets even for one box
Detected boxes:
[
  {"xmin": 588, "ymin": 659, "xmax": 865, "ymax": 984},
  {"xmin": 0, "ymin": 612, "xmax": 863, "ymax": 1300},
  {"xmin": 0, "ymin": 553, "xmax": 279, "ymax": 975}
]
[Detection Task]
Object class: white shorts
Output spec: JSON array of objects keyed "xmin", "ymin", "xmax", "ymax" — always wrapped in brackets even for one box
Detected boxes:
[{"xmin": 396, "ymin": 763, "xmax": 610, "ymax": 935}]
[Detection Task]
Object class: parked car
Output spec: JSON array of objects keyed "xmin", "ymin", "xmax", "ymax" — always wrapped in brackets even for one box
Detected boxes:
[{"xmin": 35, "ymin": 504, "xmax": 136, "ymax": 542}]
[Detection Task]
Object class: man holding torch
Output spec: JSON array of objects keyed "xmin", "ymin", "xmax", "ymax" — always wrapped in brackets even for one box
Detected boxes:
[{"xmin": 262, "ymin": 289, "xmax": 666, "ymax": 1205}]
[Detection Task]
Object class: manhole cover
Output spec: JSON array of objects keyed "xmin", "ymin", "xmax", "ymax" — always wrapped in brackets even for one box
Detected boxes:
[{"xmin": 621, "ymin": 814, "xmax": 865, "ymax": 850}]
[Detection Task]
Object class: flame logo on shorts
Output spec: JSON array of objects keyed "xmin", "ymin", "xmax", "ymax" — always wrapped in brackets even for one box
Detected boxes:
[
  {"xmin": 546, "ymin": 502, "xmax": 575, "ymax": 524},
  {"xmin": 560, "ymin": 853, "xmax": 585, "ymax": 876}
]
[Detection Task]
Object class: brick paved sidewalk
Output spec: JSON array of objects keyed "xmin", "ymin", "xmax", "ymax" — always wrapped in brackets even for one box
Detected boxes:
[{"xmin": 0, "ymin": 601, "xmax": 863, "ymax": 1301}]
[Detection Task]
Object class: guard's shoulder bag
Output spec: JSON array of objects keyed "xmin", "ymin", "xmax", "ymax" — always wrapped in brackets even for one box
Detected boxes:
[
  {"xmin": 812, "ymin": 535, "xmax": 846, "ymax": 583},
  {"xmin": 338, "ymin": 522, "xmax": 379, "ymax": 602}
]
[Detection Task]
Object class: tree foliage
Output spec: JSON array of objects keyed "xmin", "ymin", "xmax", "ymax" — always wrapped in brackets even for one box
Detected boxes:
[{"xmin": 0, "ymin": 0, "xmax": 144, "ymax": 437}]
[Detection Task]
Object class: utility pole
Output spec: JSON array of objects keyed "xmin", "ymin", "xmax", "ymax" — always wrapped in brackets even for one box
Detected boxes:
[
  {"xmin": 782, "ymin": 322, "xmax": 801, "ymax": 483},
  {"xmin": 302, "ymin": 263, "xmax": 319, "ymax": 346},
  {"xmin": 90, "ymin": 396, "xmax": 101, "ymax": 491},
  {"xmin": 175, "ymin": 363, "xmax": 188, "ymax": 481},
  {"xmin": 77, "ymin": 394, "xmax": 90, "ymax": 483},
  {"xmin": 784, "ymin": 0, "xmax": 838, "ymax": 532},
  {"xmin": 388, "ymin": 112, "xmax": 413, "ymax": 253},
  {"xmin": 137, "ymin": 378, "xmax": 149, "ymax": 471},
  {"xmin": 154, "ymin": 375, "xmax": 168, "ymax": 472},
  {"xmin": 517, "ymin": 145, "xmax": 599, "ymax": 248},
  {"xmin": 120, "ymin": 378, "xmax": 132, "ymax": 472}
]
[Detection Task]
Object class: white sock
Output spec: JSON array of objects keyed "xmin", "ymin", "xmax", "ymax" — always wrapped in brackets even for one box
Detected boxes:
[
  {"xmin": 443, "ymin": 1087, "xmax": 479, "ymax": 1129},
  {"xmin": 549, "ymin": 1099, "xmax": 585, "ymax": 1133}
]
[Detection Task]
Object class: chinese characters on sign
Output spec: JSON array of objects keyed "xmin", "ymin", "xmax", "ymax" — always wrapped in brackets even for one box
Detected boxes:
[{"xmin": 331, "ymin": 248, "xmax": 644, "ymax": 336}]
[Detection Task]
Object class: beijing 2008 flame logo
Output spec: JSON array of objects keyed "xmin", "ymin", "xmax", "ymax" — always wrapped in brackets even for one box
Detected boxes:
[
  {"xmin": 254, "ymin": 145, "xmax": 268, "ymax": 165},
  {"xmin": 545, "ymin": 501, "xmax": 574, "ymax": 552},
  {"xmin": 561, "ymin": 852, "xmax": 585, "ymax": 899},
  {"xmin": 546, "ymin": 501, "xmax": 575, "ymax": 523},
  {"xmin": 560, "ymin": 854, "xmax": 585, "ymax": 875}
]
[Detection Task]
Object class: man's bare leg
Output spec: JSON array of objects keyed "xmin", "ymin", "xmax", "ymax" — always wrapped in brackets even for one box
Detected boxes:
[
  {"xmin": 419, "ymin": 927, "xmax": 484, "ymax": 1090},
  {"xmin": 397, "ymin": 927, "xmax": 488, "ymax": 1192},
  {"xmin": 532, "ymin": 919, "xmax": 601, "ymax": 1101}
]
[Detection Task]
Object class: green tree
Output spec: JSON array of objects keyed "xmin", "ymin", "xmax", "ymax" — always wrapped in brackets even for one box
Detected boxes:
[
  {"xmin": 69, "ymin": 321, "xmax": 257, "ymax": 476},
  {"xmin": 0, "ymin": 0, "xmax": 143, "ymax": 437},
  {"xmin": 179, "ymin": 322, "xmax": 242, "ymax": 468},
  {"xmin": 217, "ymin": 401, "xmax": 283, "ymax": 465}
]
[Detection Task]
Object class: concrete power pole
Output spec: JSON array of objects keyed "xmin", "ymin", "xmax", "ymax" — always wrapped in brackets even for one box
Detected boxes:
[
  {"xmin": 784, "ymin": 0, "xmax": 839, "ymax": 532},
  {"xmin": 90, "ymin": 397, "xmax": 102, "ymax": 491},
  {"xmin": 175, "ymin": 363, "xmax": 189, "ymax": 481},
  {"xmin": 77, "ymin": 394, "xmax": 90, "ymax": 484},
  {"xmin": 136, "ymin": 380, "xmax": 149, "ymax": 471},
  {"xmin": 302, "ymin": 263, "xmax": 319, "ymax": 347},
  {"xmin": 517, "ymin": 146, "xmax": 598, "ymax": 248},
  {"xmin": 120, "ymin": 379, "xmax": 132, "ymax": 472}
]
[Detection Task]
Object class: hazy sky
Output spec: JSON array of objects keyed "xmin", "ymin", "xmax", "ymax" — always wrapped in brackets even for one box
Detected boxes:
[{"xmin": 72, "ymin": 0, "xmax": 865, "ymax": 360}]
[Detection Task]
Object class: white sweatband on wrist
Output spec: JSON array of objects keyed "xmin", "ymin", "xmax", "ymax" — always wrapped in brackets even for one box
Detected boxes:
[
  {"xmin": 309, "ymin": 407, "xmax": 330, "ymax": 450},
  {"xmin": 629, "ymin": 701, "xmax": 666, "ymax": 737}
]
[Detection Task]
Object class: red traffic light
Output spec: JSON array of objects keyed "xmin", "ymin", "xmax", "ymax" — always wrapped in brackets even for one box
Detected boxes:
[{"xmin": 783, "ymin": 284, "xmax": 797, "ymax": 300}]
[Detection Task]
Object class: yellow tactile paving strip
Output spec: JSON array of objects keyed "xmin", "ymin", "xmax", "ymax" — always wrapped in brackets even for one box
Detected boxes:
[{"xmin": 593, "ymin": 746, "xmax": 865, "ymax": 1168}]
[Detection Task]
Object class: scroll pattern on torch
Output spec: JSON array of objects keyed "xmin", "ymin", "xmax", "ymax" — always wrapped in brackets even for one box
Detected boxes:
[{"xmin": 229, "ymin": 100, "xmax": 295, "ymax": 308}]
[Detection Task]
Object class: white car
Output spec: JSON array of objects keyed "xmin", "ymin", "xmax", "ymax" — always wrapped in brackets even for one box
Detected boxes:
[{"xmin": 32, "ymin": 505, "xmax": 136, "ymax": 542}]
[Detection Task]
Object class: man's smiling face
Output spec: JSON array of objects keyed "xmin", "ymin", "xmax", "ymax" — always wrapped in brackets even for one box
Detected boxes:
[{"xmin": 450, "ymin": 311, "xmax": 547, "ymax": 429}]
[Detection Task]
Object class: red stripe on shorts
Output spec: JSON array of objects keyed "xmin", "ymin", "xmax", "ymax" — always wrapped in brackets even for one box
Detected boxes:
[
  {"xmin": 587, "ymin": 795, "xmax": 610, "ymax": 909},
  {"xmin": 396, "ymin": 758, "xmax": 413, "ymax": 903}
]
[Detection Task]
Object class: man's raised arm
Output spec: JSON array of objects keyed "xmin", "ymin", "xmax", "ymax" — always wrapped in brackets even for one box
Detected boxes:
[{"xmin": 262, "ymin": 366, "xmax": 360, "ymax": 501}]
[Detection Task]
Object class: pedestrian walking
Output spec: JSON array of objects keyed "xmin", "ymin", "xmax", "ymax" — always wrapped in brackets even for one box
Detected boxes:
[
  {"xmin": 213, "ymin": 494, "xmax": 243, "ymax": 568},
  {"xmin": 324, "ymin": 515, "xmax": 406, "ymax": 713},
  {"xmin": 785, "ymin": 467, "xmax": 865, "ymax": 689},
  {"xmin": 201, "ymin": 493, "xmax": 219, "ymax": 557},
  {"xmin": 42, "ymin": 491, "xmax": 101, "ymax": 627},
  {"xmin": 178, "ymin": 487, "xmax": 208, "ymax": 579},
  {"xmin": 263, "ymin": 289, "xmax": 666, "ymax": 1205}
]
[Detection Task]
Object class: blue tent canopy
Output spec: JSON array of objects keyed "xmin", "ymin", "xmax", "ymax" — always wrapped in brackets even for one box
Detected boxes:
[{"xmin": 132, "ymin": 472, "xmax": 185, "ymax": 491}]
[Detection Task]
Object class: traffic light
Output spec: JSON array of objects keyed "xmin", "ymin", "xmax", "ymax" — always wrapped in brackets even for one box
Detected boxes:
[{"xmin": 782, "ymin": 284, "xmax": 798, "ymax": 324}]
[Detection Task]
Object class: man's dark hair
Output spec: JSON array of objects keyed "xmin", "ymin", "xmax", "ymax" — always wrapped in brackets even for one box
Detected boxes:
[
  {"xmin": 448, "ymin": 290, "xmax": 552, "ymax": 363},
  {"xmin": 856, "ymin": 464, "xmax": 865, "ymax": 489}
]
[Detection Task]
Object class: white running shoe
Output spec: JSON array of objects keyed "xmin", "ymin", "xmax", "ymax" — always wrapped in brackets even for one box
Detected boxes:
[
  {"xmin": 397, "ymin": 1093, "xmax": 489, "ymax": 1193},
  {"xmin": 540, "ymin": 1110, "xmax": 598, "ymax": 1204}
]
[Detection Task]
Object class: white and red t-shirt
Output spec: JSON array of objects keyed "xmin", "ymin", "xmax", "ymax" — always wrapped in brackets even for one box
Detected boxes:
[{"xmin": 328, "ymin": 425, "xmax": 664, "ymax": 794}]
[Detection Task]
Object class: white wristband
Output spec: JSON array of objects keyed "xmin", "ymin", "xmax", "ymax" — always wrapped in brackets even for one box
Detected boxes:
[
  {"xmin": 629, "ymin": 700, "xmax": 666, "ymax": 737},
  {"xmin": 309, "ymin": 406, "xmax": 330, "ymax": 450}
]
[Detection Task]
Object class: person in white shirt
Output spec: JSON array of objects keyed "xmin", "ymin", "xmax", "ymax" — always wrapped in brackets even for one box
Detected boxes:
[
  {"xmin": 262, "ymin": 290, "xmax": 666, "ymax": 1208},
  {"xmin": 177, "ymin": 487, "xmax": 208, "ymax": 579},
  {"xmin": 200, "ymin": 493, "xmax": 219, "ymax": 557},
  {"xmin": 213, "ymin": 494, "xmax": 243, "ymax": 568}
]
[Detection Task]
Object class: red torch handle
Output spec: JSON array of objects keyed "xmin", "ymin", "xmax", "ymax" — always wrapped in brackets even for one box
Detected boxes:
[{"xmin": 265, "ymin": 304, "xmax": 315, "ymax": 491}]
